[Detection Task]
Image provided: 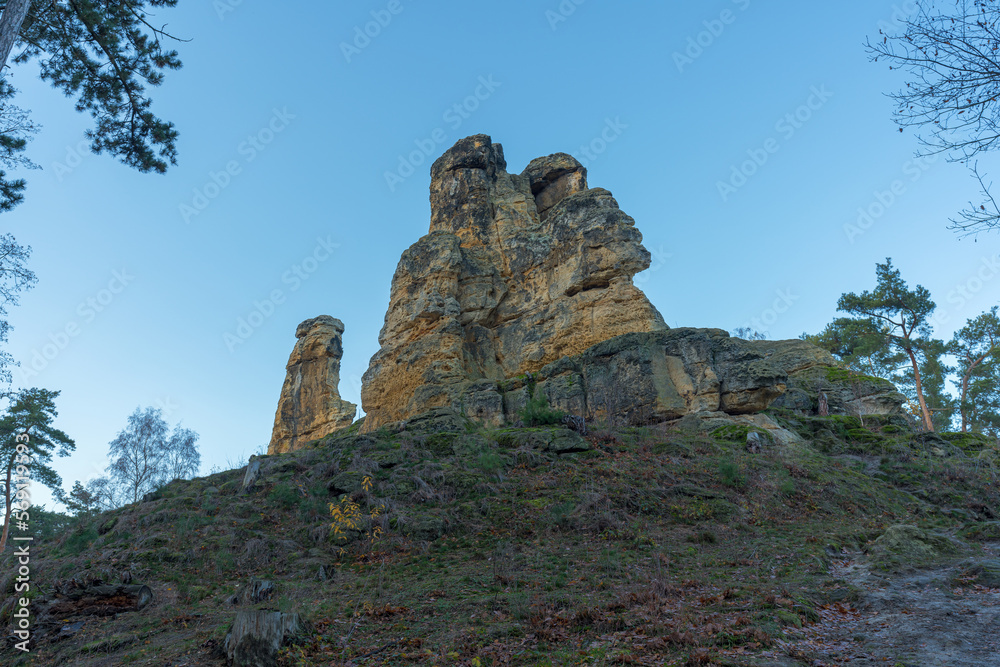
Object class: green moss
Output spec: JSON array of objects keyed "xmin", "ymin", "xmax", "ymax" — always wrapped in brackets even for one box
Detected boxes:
[
  {"xmin": 774, "ymin": 609, "xmax": 802, "ymax": 628},
  {"xmin": 868, "ymin": 524, "xmax": 963, "ymax": 571},
  {"xmin": 711, "ymin": 424, "xmax": 752, "ymax": 442},
  {"xmin": 825, "ymin": 367, "xmax": 883, "ymax": 385},
  {"xmin": 959, "ymin": 521, "xmax": 1000, "ymax": 542},
  {"xmin": 423, "ymin": 432, "xmax": 457, "ymax": 456},
  {"xmin": 938, "ymin": 432, "xmax": 994, "ymax": 452},
  {"xmin": 846, "ymin": 428, "xmax": 883, "ymax": 444}
]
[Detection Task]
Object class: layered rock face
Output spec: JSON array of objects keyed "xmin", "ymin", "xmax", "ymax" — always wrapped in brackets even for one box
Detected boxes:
[
  {"xmin": 360, "ymin": 135, "xmax": 668, "ymax": 431},
  {"xmin": 268, "ymin": 316, "xmax": 357, "ymax": 454},
  {"xmin": 494, "ymin": 330, "xmax": 906, "ymax": 427}
]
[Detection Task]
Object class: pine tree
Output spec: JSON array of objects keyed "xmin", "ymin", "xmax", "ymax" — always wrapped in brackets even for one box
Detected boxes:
[
  {"xmin": 833, "ymin": 259, "xmax": 938, "ymax": 431},
  {"xmin": 0, "ymin": 388, "xmax": 75, "ymax": 552},
  {"xmin": 0, "ymin": 1, "xmax": 184, "ymax": 209},
  {"xmin": 949, "ymin": 306, "xmax": 1000, "ymax": 433}
]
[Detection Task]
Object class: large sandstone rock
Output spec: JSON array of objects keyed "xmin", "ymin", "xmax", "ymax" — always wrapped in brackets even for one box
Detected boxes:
[
  {"xmin": 268, "ymin": 316, "xmax": 357, "ymax": 454},
  {"xmin": 494, "ymin": 330, "xmax": 905, "ymax": 428},
  {"xmin": 361, "ymin": 135, "xmax": 667, "ymax": 431},
  {"xmin": 501, "ymin": 329, "xmax": 788, "ymax": 425},
  {"xmin": 755, "ymin": 339, "xmax": 907, "ymax": 417}
]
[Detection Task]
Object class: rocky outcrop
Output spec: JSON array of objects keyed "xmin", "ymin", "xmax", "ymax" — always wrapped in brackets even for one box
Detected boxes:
[
  {"xmin": 266, "ymin": 137, "xmax": 905, "ymax": 442},
  {"xmin": 361, "ymin": 135, "xmax": 667, "ymax": 431},
  {"xmin": 762, "ymin": 341, "xmax": 908, "ymax": 417},
  {"xmin": 268, "ymin": 316, "xmax": 356, "ymax": 454},
  {"xmin": 492, "ymin": 330, "xmax": 905, "ymax": 428},
  {"xmin": 495, "ymin": 329, "xmax": 789, "ymax": 425}
]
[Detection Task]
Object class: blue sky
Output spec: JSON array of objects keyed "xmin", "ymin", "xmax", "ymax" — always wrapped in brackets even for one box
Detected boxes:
[{"xmin": 4, "ymin": 0, "xmax": 998, "ymax": 508}]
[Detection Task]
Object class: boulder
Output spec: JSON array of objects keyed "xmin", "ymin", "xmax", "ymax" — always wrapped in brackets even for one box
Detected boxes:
[
  {"xmin": 367, "ymin": 329, "xmax": 906, "ymax": 433},
  {"xmin": 868, "ymin": 524, "xmax": 963, "ymax": 571},
  {"xmin": 241, "ymin": 457, "xmax": 261, "ymax": 493},
  {"xmin": 269, "ymin": 316, "xmax": 357, "ymax": 454},
  {"xmin": 757, "ymin": 340, "xmax": 906, "ymax": 416},
  {"xmin": 361, "ymin": 135, "xmax": 667, "ymax": 430}
]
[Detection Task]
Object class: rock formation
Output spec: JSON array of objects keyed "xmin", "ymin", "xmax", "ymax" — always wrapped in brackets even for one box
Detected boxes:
[
  {"xmin": 494, "ymin": 330, "xmax": 906, "ymax": 427},
  {"xmin": 360, "ymin": 134, "xmax": 667, "ymax": 431},
  {"xmin": 268, "ymin": 316, "xmax": 356, "ymax": 454},
  {"xmin": 266, "ymin": 136, "xmax": 905, "ymax": 443}
]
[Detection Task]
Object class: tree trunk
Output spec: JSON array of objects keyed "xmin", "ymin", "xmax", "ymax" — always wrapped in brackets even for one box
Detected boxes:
[
  {"xmin": 959, "ymin": 352, "xmax": 990, "ymax": 433},
  {"xmin": 0, "ymin": 0, "xmax": 31, "ymax": 76},
  {"xmin": 960, "ymin": 371, "xmax": 971, "ymax": 433},
  {"xmin": 48, "ymin": 583, "xmax": 153, "ymax": 616},
  {"xmin": 906, "ymin": 348, "xmax": 935, "ymax": 432},
  {"xmin": 0, "ymin": 448, "xmax": 16, "ymax": 552},
  {"xmin": 224, "ymin": 610, "xmax": 312, "ymax": 666}
]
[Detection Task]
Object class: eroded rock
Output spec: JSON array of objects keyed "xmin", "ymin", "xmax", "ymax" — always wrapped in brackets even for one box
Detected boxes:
[
  {"xmin": 361, "ymin": 135, "xmax": 667, "ymax": 430},
  {"xmin": 868, "ymin": 525, "xmax": 964, "ymax": 571},
  {"xmin": 269, "ymin": 316, "xmax": 357, "ymax": 454}
]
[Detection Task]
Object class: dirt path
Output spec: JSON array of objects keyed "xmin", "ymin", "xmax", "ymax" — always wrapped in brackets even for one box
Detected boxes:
[{"xmin": 754, "ymin": 545, "xmax": 1000, "ymax": 666}]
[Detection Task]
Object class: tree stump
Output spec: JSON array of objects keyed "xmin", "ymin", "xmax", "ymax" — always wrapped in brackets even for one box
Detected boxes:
[
  {"xmin": 224, "ymin": 610, "xmax": 312, "ymax": 667},
  {"xmin": 241, "ymin": 457, "xmax": 261, "ymax": 493}
]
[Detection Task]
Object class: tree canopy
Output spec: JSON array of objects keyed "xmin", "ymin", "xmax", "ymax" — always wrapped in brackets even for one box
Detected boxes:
[
  {"xmin": 0, "ymin": 387, "xmax": 75, "ymax": 551},
  {"xmin": 0, "ymin": 0, "xmax": 184, "ymax": 210},
  {"xmin": 106, "ymin": 406, "xmax": 200, "ymax": 505},
  {"xmin": 867, "ymin": 0, "xmax": 1000, "ymax": 235}
]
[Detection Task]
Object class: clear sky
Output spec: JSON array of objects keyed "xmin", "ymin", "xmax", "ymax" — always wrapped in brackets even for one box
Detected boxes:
[{"xmin": 4, "ymin": 0, "xmax": 998, "ymax": 509}]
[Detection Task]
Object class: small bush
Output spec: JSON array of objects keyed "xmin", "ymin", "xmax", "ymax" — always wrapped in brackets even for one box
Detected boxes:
[
  {"xmin": 718, "ymin": 460, "xmax": 747, "ymax": 490},
  {"xmin": 60, "ymin": 526, "xmax": 99, "ymax": 556},
  {"xmin": 476, "ymin": 450, "xmax": 504, "ymax": 475},
  {"xmin": 687, "ymin": 530, "xmax": 717, "ymax": 544},
  {"xmin": 519, "ymin": 387, "xmax": 565, "ymax": 426},
  {"xmin": 267, "ymin": 483, "xmax": 300, "ymax": 509}
]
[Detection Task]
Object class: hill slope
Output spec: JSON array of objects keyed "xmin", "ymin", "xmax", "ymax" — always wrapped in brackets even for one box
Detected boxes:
[{"xmin": 3, "ymin": 411, "xmax": 1000, "ymax": 666}]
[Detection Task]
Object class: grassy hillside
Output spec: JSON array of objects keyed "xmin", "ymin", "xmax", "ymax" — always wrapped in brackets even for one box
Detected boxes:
[{"xmin": 2, "ymin": 410, "xmax": 999, "ymax": 666}]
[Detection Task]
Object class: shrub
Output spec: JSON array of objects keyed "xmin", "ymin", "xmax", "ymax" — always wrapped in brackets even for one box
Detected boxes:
[
  {"xmin": 519, "ymin": 387, "xmax": 566, "ymax": 426},
  {"xmin": 60, "ymin": 526, "xmax": 99, "ymax": 556},
  {"xmin": 718, "ymin": 460, "xmax": 747, "ymax": 490}
]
